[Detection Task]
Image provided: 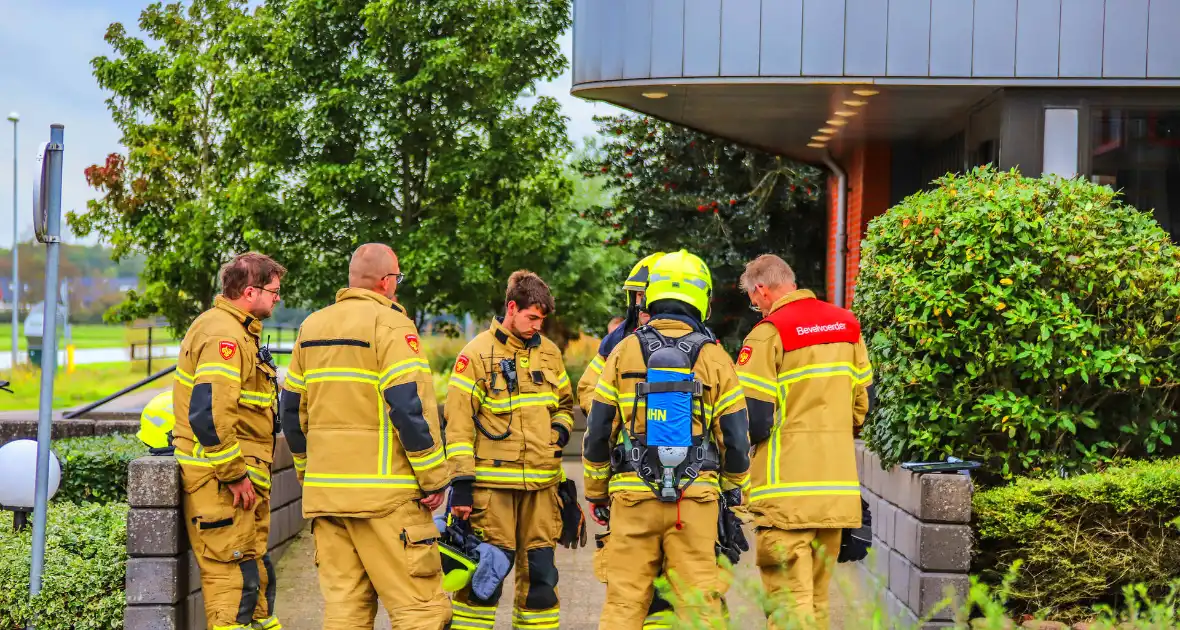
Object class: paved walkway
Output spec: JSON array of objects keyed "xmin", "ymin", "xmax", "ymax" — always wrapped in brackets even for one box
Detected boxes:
[{"xmin": 274, "ymin": 460, "xmax": 855, "ymax": 629}]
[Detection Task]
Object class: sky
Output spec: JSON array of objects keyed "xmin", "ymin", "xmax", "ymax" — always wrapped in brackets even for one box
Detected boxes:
[{"xmin": 0, "ymin": 0, "xmax": 624, "ymax": 246}]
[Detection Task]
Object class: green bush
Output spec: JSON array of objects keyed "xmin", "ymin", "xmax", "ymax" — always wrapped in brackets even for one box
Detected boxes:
[
  {"xmin": 856, "ymin": 166, "xmax": 1180, "ymax": 479},
  {"xmin": 974, "ymin": 458, "xmax": 1180, "ymax": 622},
  {"xmin": 54, "ymin": 433, "xmax": 145, "ymax": 504},
  {"xmin": 0, "ymin": 501, "xmax": 127, "ymax": 629}
]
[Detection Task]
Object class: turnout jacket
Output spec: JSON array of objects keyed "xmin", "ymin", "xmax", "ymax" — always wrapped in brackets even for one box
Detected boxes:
[
  {"xmin": 581, "ymin": 317, "xmax": 751, "ymax": 503},
  {"xmin": 172, "ymin": 296, "xmax": 277, "ymax": 489},
  {"xmin": 444, "ymin": 318, "xmax": 575, "ymax": 492},
  {"xmin": 279, "ymin": 288, "xmax": 449, "ymax": 519},
  {"xmin": 737, "ymin": 290, "xmax": 872, "ymax": 530},
  {"xmin": 576, "ymin": 324, "xmax": 626, "ymax": 413}
]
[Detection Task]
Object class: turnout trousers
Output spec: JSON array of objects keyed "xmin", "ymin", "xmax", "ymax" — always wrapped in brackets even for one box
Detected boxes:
[
  {"xmin": 756, "ymin": 527, "xmax": 843, "ymax": 630},
  {"xmin": 598, "ymin": 492, "xmax": 723, "ymax": 630},
  {"xmin": 181, "ymin": 458, "xmax": 279, "ymax": 630},
  {"xmin": 452, "ymin": 486, "xmax": 562, "ymax": 630},
  {"xmin": 312, "ymin": 500, "xmax": 450, "ymax": 630}
]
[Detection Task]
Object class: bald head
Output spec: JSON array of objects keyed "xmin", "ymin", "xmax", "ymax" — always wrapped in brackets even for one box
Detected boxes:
[{"xmin": 349, "ymin": 244, "xmax": 399, "ymax": 297}]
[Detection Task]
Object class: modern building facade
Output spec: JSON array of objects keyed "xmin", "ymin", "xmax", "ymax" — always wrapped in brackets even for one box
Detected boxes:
[{"xmin": 571, "ymin": 0, "xmax": 1180, "ymax": 305}]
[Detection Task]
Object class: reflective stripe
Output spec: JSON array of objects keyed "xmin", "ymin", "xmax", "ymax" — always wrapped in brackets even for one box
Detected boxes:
[
  {"xmin": 768, "ymin": 362, "xmax": 871, "ymax": 483},
  {"xmin": 251, "ymin": 616, "xmax": 282, "ymax": 630},
  {"xmin": 643, "ymin": 610, "xmax": 675, "ymax": 629},
  {"xmin": 196, "ymin": 362, "xmax": 241, "ymax": 382},
  {"xmin": 714, "ymin": 386, "xmax": 744, "ymax": 417},
  {"xmin": 446, "ymin": 441, "xmax": 474, "ymax": 459},
  {"xmin": 303, "ymin": 473, "xmax": 418, "ymax": 489},
  {"xmin": 239, "ymin": 390, "xmax": 275, "ymax": 407},
  {"xmin": 481, "ymin": 392, "xmax": 558, "ymax": 413},
  {"xmin": 247, "ymin": 466, "xmax": 272, "ymax": 490},
  {"xmin": 142, "ymin": 411, "xmax": 171, "ymax": 428},
  {"xmin": 175, "ymin": 368, "xmax": 195, "ymax": 388},
  {"xmin": 738, "ymin": 372, "xmax": 776, "ymax": 398},
  {"xmin": 778, "ymin": 362, "xmax": 862, "ymax": 386},
  {"xmin": 512, "ymin": 607, "xmax": 560, "ymax": 629},
  {"xmin": 453, "ymin": 602, "xmax": 496, "ymax": 630},
  {"xmin": 408, "ymin": 446, "xmax": 446, "ymax": 472},
  {"xmin": 556, "ymin": 371, "xmax": 570, "ymax": 389},
  {"xmin": 587, "ymin": 356, "xmax": 605, "ymax": 376},
  {"xmin": 855, "ymin": 366, "xmax": 874, "ymax": 385},
  {"xmin": 552, "ymin": 411, "xmax": 573, "ymax": 429},
  {"xmin": 380, "ymin": 357, "xmax": 431, "ymax": 389},
  {"xmin": 284, "ymin": 371, "xmax": 306, "ymax": 392},
  {"xmin": 292, "ymin": 455, "xmax": 307, "ymax": 472},
  {"xmin": 474, "ymin": 466, "xmax": 562, "ymax": 485},
  {"xmin": 594, "ymin": 381, "xmax": 619, "ymax": 403},
  {"xmin": 176, "ymin": 443, "xmax": 243, "ymax": 466},
  {"xmin": 450, "ymin": 373, "xmax": 480, "ymax": 392},
  {"xmin": 304, "ymin": 368, "xmax": 379, "ymax": 385},
  {"xmin": 608, "ymin": 474, "xmax": 719, "ymax": 494},
  {"xmin": 750, "ymin": 481, "xmax": 861, "ymax": 502},
  {"xmin": 583, "ymin": 462, "xmax": 610, "ymax": 480}
]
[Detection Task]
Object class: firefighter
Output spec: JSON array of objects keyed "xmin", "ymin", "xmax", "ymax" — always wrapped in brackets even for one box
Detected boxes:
[
  {"xmin": 172, "ymin": 252, "xmax": 286, "ymax": 630},
  {"xmin": 444, "ymin": 270, "xmax": 576, "ymax": 630},
  {"xmin": 278, "ymin": 243, "xmax": 451, "ymax": 630},
  {"xmin": 137, "ymin": 389, "xmax": 175, "ymax": 455},
  {"xmin": 735, "ymin": 254, "xmax": 872, "ymax": 630},
  {"xmin": 576, "ymin": 252, "xmax": 665, "ymax": 413},
  {"xmin": 582, "ymin": 249, "xmax": 751, "ymax": 630}
]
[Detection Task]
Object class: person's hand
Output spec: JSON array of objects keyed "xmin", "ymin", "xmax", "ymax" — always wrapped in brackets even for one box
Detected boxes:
[
  {"xmin": 451, "ymin": 505, "xmax": 473, "ymax": 519},
  {"xmin": 420, "ymin": 491, "xmax": 445, "ymax": 511},
  {"xmin": 227, "ymin": 477, "xmax": 256, "ymax": 511},
  {"xmin": 589, "ymin": 502, "xmax": 610, "ymax": 526}
]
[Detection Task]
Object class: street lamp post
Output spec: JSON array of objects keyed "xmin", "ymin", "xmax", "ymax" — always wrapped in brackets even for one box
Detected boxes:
[{"xmin": 6, "ymin": 113, "xmax": 17, "ymax": 371}]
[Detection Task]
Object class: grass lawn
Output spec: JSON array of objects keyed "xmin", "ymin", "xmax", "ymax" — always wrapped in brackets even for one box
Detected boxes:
[
  {"xmin": 0, "ymin": 324, "xmax": 162, "ymax": 351},
  {"xmin": 0, "ymin": 360, "xmax": 177, "ymax": 411}
]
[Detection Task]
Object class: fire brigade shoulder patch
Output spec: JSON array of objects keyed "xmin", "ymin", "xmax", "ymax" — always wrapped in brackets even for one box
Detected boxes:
[
  {"xmin": 218, "ymin": 341, "xmax": 237, "ymax": 361},
  {"xmin": 737, "ymin": 345, "xmax": 753, "ymax": 366},
  {"xmin": 455, "ymin": 354, "xmax": 470, "ymax": 374},
  {"xmin": 405, "ymin": 334, "xmax": 421, "ymax": 354}
]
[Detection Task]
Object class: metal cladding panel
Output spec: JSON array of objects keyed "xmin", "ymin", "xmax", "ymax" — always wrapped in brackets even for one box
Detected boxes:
[
  {"xmin": 651, "ymin": 0, "xmax": 687, "ymax": 77},
  {"xmin": 684, "ymin": 0, "xmax": 722, "ymax": 76},
  {"xmin": 929, "ymin": 0, "xmax": 973, "ymax": 77},
  {"xmin": 623, "ymin": 0, "xmax": 655, "ymax": 79},
  {"xmin": 721, "ymin": 0, "xmax": 762, "ymax": 76},
  {"xmin": 972, "ymin": 0, "xmax": 1017, "ymax": 77},
  {"xmin": 887, "ymin": 0, "xmax": 932, "ymax": 77},
  {"xmin": 599, "ymin": 0, "xmax": 627, "ymax": 81},
  {"xmin": 573, "ymin": 0, "xmax": 597, "ymax": 83},
  {"xmin": 1016, "ymin": 0, "xmax": 1061, "ymax": 77},
  {"xmin": 801, "ymin": 0, "xmax": 846, "ymax": 76},
  {"xmin": 1148, "ymin": 0, "xmax": 1180, "ymax": 78},
  {"xmin": 845, "ymin": 0, "xmax": 889, "ymax": 76},
  {"xmin": 1059, "ymin": 0, "xmax": 1104, "ymax": 77},
  {"xmin": 760, "ymin": 0, "xmax": 804, "ymax": 76},
  {"xmin": 1103, "ymin": 0, "xmax": 1149, "ymax": 78}
]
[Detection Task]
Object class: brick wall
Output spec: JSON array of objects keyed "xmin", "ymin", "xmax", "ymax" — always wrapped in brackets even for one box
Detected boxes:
[
  {"xmin": 123, "ymin": 435, "xmax": 305, "ymax": 630},
  {"xmin": 825, "ymin": 143, "xmax": 892, "ymax": 306},
  {"xmin": 855, "ymin": 442, "xmax": 974, "ymax": 629}
]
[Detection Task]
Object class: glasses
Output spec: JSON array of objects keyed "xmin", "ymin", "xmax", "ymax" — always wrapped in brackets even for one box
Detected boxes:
[
  {"xmin": 749, "ymin": 303, "xmax": 762, "ymax": 313},
  {"xmin": 252, "ymin": 286, "xmax": 281, "ymax": 298},
  {"xmin": 383, "ymin": 272, "xmax": 406, "ymax": 285}
]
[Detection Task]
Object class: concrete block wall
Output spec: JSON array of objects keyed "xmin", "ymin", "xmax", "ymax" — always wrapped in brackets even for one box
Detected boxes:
[
  {"xmin": 855, "ymin": 441, "xmax": 974, "ymax": 629},
  {"xmin": 123, "ymin": 435, "xmax": 306, "ymax": 630},
  {"xmin": 0, "ymin": 417, "xmax": 138, "ymax": 446}
]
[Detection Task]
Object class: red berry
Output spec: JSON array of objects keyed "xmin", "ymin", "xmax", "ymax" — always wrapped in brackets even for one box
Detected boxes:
[
  {"xmin": 624, "ymin": 173, "xmax": 633, "ymax": 179},
  {"xmin": 729, "ymin": 199, "xmax": 737, "ymax": 205},
  {"xmin": 600, "ymin": 166, "xmax": 608, "ymax": 173}
]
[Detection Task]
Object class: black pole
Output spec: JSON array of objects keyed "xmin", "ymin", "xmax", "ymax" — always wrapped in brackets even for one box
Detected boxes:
[
  {"xmin": 146, "ymin": 326, "xmax": 153, "ymax": 375},
  {"xmin": 64, "ymin": 364, "xmax": 177, "ymax": 419}
]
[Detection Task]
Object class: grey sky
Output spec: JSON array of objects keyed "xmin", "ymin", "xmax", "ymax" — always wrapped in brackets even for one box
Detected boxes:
[{"xmin": 0, "ymin": 0, "xmax": 622, "ymax": 246}]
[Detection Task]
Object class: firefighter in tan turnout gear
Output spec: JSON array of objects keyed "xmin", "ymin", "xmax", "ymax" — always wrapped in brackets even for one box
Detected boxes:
[
  {"xmin": 582, "ymin": 250, "xmax": 751, "ymax": 630},
  {"xmin": 278, "ymin": 244, "xmax": 451, "ymax": 630},
  {"xmin": 173, "ymin": 252, "xmax": 286, "ymax": 630},
  {"xmin": 445, "ymin": 271, "xmax": 576, "ymax": 630},
  {"xmin": 736, "ymin": 254, "xmax": 872, "ymax": 630}
]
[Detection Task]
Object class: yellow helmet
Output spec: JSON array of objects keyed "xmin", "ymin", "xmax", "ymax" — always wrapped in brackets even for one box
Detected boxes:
[
  {"xmin": 622, "ymin": 252, "xmax": 666, "ymax": 293},
  {"xmin": 645, "ymin": 250, "xmax": 713, "ymax": 320},
  {"xmin": 137, "ymin": 390, "xmax": 175, "ymax": 450},
  {"xmin": 439, "ymin": 542, "xmax": 478, "ymax": 592}
]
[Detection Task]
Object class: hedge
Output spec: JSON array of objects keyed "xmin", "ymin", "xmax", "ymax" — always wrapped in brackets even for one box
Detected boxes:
[
  {"xmin": 0, "ymin": 501, "xmax": 127, "ymax": 629},
  {"xmin": 973, "ymin": 458, "xmax": 1180, "ymax": 622},
  {"xmin": 856, "ymin": 166, "xmax": 1180, "ymax": 480},
  {"xmin": 54, "ymin": 433, "xmax": 145, "ymax": 504}
]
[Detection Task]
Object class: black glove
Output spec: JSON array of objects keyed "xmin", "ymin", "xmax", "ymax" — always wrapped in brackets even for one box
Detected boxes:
[
  {"xmin": 838, "ymin": 499, "xmax": 873, "ymax": 563},
  {"xmin": 557, "ymin": 479, "xmax": 588, "ymax": 549},
  {"xmin": 450, "ymin": 479, "xmax": 474, "ymax": 509},
  {"xmin": 715, "ymin": 501, "xmax": 748, "ymax": 565},
  {"xmin": 722, "ymin": 488, "xmax": 742, "ymax": 508}
]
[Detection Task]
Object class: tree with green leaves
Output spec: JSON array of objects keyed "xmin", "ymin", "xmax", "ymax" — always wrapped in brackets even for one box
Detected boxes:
[
  {"xmin": 577, "ymin": 115, "xmax": 828, "ymax": 350},
  {"xmin": 74, "ymin": 0, "xmax": 275, "ymax": 334}
]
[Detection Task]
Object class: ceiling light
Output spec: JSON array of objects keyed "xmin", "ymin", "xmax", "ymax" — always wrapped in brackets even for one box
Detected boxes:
[
  {"xmin": 642, "ymin": 91, "xmax": 668, "ymax": 99},
  {"xmin": 834, "ymin": 110, "xmax": 857, "ymax": 117},
  {"xmin": 853, "ymin": 89, "xmax": 879, "ymax": 97},
  {"xmin": 826, "ymin": 119, "xmax": 848, "ymax": 126},
  {"xmin": 843, "ymin": 100, "xmax": 868, "ymax": 107},
  {"xmin": 812, "ymin": 135, "xmax": 831, "ymax": 141},
  {"xmin": 819, "ymin": 127, "xmax": 837, "ymax": 134},
  {"xmin": 807, "ymin": 143, "xmax": 826, "ymax": 148}
]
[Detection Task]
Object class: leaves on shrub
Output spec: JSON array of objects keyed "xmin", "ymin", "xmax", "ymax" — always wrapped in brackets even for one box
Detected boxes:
[
  {"xmin": 54, "ymin": 433, "xmax": 146, "ymax": 504},
  {"xmin": 855, "ymin": 166, "xmax": 1180, "ymax": 480}
]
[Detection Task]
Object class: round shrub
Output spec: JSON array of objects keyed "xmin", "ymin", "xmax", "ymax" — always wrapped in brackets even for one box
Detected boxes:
[{"xmin": 856, "ymin": 166, "xmax": 1180, "ymax": 479}]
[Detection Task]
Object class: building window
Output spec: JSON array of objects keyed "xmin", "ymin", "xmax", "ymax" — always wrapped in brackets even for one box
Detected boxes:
[{"xmin": 1090, "ymin": 109, "xmax": 1180, "ymax": 241}]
